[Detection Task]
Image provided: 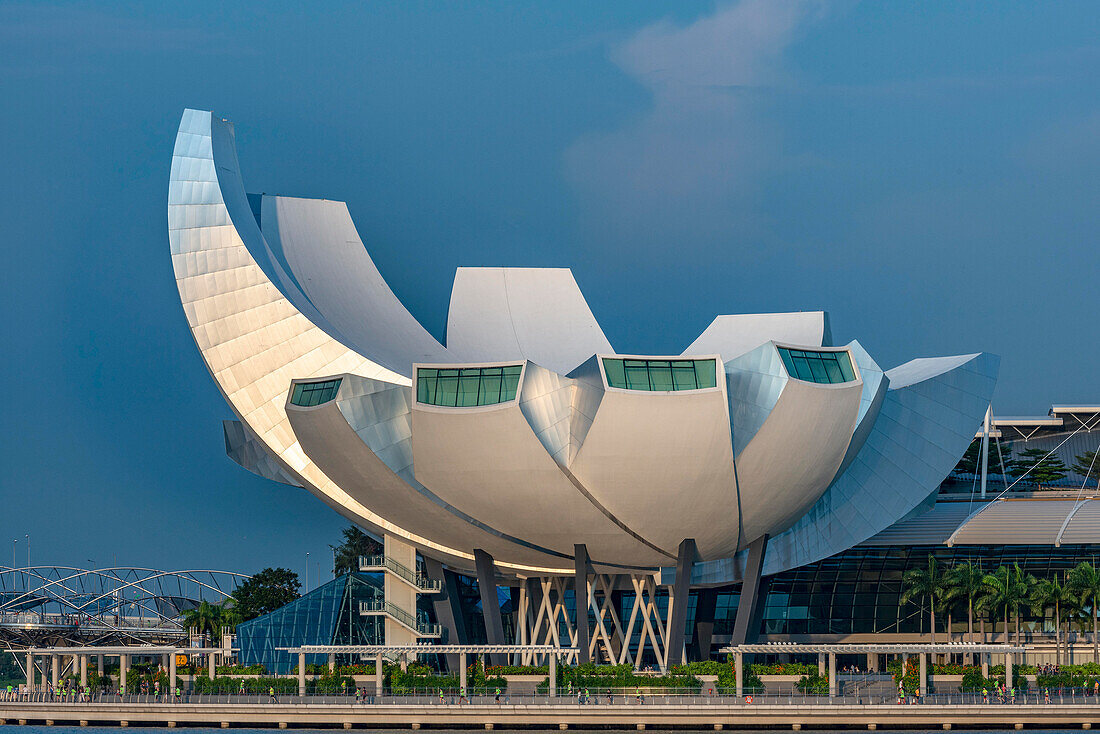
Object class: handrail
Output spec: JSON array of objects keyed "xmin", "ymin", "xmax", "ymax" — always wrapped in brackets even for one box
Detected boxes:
[
  {"xmin": 358, "ymin": 555, "xmax": 442, "ymax": 593},
  {"xmin": 358, "ymin": 600, "xmax": 442, "ymax": 637}
]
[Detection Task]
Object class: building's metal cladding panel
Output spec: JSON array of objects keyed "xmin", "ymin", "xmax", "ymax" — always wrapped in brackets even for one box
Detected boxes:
[
  {"xmin": 446, "ymin": 267, "xmax": 613, "ymax": 376},
  {"xmin": 685, "ymin": 312, "xmax": 830, "ymax": 364},
  {"xmin": 260, "ymin": 195, "xmax": 450, "ymax": 378},
  {"xmin": 724, "ymin": 343, "xmax": 789, "ymax": 458},
  {"xmin": 831, "ymin": 340, "xmax": 888, "ymax": 479},
  {"xmin": 285, "ymin": 378, "xmax": 568, "ymax": 570},
  {"xmin": 223, "ymin": 420, "xmax": 301, "ymax": 487},
  {"xmin": 411, "ymin": 369, "xmax": 666, "ymax": 565},
  {"xmin": 517, "ymin": 362, "xmax": 575, "ymax": 467},
  {"xmin": 861, "ymin": 499, "xmax": 971, "ymax": 546},
  {"xmin": 169, "ymin": 109, "xmax": 565, "ymax": 573},
  {"xmin": 949, "ymin": 498, "xmax": 1081, "ymax": 545},
  {"xmin": 735, "ymin": 372, "xmax": 863, "ymax": 545},
  {"xmin": 758, "ymin": 352, "xmax": 999, "ymax": 576},
  {"xmin": 568, "ymin": 359, "xmax": 739, "ymax": 560}
]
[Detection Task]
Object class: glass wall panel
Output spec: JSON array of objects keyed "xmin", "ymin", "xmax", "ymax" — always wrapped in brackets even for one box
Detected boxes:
[
  {"xmin": 776, "ymin": 348, "xmax": 857, "ymax": 385},
  {"xmin": 416, "ymin": 364, "xmax": 523, "ymax": 407},
  {"xmin": 603, "ymin": 358, "xmax": 718, "ymax": 392},
  {"xmin": 289, "ymin": 378, "xmax": 342, "ymax": 407}
]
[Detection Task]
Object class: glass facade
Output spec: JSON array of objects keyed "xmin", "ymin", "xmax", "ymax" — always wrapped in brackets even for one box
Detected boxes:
[
  {"xmin": 289, "ymin": 379, "xmax": 342, "ymax": 407},
  {"xmin": 236, "ymin": 573, "xmax": 384, "ymax": 673},
  {"xmin": 777, "ymin": 347, "xmax": 856, "ymax": 384},
  {"xmin": 416, "ymin": 365, "xmax": 522, "ymax": 407},
  {"xmin": 602, "ymin": 358, "xmax": 717, "ymax": 391}
]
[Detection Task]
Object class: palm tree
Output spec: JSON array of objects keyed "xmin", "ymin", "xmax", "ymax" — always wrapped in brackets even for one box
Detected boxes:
[
  {"xmin": 982, "ymin": 564, "xmax": 1037, "ymax": 645},
  {"xmin": 902, "ymin": 555, "xmax": 946, "ymax": 643},
  {"xmin": 1067, "ymin": 562, "xmax": 1100, "ymax": 662},
  {"xmin": 180, "ymin": 600, "xmax": 232, "ymax": 642},
  {"xmin": 1032, "ymin": 577, "xmax": 1074, "ymax": 664},
  {"xmin": 945, "ymin": 562, "xmax": 986, "ymax": 646}
]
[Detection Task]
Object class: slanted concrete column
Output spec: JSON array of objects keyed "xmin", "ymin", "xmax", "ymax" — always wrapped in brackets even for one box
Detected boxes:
[
  {"xmin": 120, "ymin": 655, "xmax": 129, "ymax": 693},
  {"xmin": 666, "ymin": 539, "xmax": 696, "ymax": 667},
  {"xmin": 459, "ymin": 653, "xmax": 467, "ymax": 694},
  {"xmin": 919, "ymin": 653, "xmax": 927, "ymax": 695},
  {"xmin": 828, "ymin": 653, "xmax": 837, "ymax": 698},
  {"xmin": 735, "ymin": 652, "xmax": 744, "ymax": 697},
  {"xmin": 169, "ymin": 652, "xmax": 177, "ymax": 693},
  {"xmin": 26, "ymin": 653, "xmax": 33, "ymax": 691},
  {"xmin": 575, "ymin": 544, "xmax": 592, "ymax": 665},
  {"xmin": 817, "ymin": 653, "xmax": 825, "ymax": 676},
  {"xmin": 209, "ymin": 650, "xmax": 216, "ymax": 681},
  {"xmin": 474, "ymin": 549, "xmax": 507, "ymax": 666},
  {"xmin": 1005, "ymin": 651, "xmax": 1013, "ymax": 690},
  {"xmin": 375, "ymin": 653, "xmax": 383, "ymax": 695},
  {"xmin": 80, "ymin": 656, "xmax": 87, "ymax": 687},
  {"xmin": 298, "ymin": 652, "xmax": 306, "ymax": 696},
  {"xmin": 51, "ymin": 655, "xmax": 59, "ymax": 689},
  {"xmin": 549, "ymin": 655, "xmax": 557, "ymax": 697},
  {"xmin": 328, "ymin": 653, "xmax": 336, "ymax": 672}
]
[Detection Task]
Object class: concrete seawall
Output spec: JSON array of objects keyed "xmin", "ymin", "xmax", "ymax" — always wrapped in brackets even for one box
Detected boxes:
[{"xmin": 4, "ymin": 702, "xmax": 1100, "ymax": 729}]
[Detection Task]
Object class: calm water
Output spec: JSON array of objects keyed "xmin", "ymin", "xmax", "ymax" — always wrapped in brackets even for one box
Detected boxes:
[{"xmin": 7, "ymin": 729, "xmax": 1098, "ymax": 734}]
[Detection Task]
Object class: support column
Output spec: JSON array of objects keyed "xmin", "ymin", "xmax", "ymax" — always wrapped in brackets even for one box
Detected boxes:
[
  {"xmin": 424, "ymin": 557, "xmax": 464, "ymax": 671},
  {"xmin": 689, "ymin": 587, "xmax": 718, "ymax": 662},
  {"xmin": 575, "ymin": 544, "xmax": 591, "ymax": 665},
  {"xmin": 375, "ymin": 653, "xmax": 383, "ymax": 695},
  {"xmin": 474, "ymin": 549, "xmax": 507, "ymax": 666},
  {"xmin": 459, "ymin": 653, "xmax": 467, "ymax": 694},
  {"xmin": 80, "ymin": 656, "xmax": 87, "ymax": 687},
  {"xmin": 730, "ymin": 535, "xmax": 770, "ymax": 645},
  {"xmin": 667, "ymin": 539, "xmax": 696, "ymax": 667},
  {"xmin": 919, "ymin": 653, "xmax": 927, "ymax": 695},
  {"xmin": 818, "ymin": 653, "xmax": 825, "ymax": 676},
  {"xmin": 866, "ymin": 653, "xmax": 876, "ymax": 673},
  {"xmin": 51, "ymin": 655, "xmax": 59, "ymax": 689},
  {"xmin": 26, "ymin": 653, "xmax": 33, "ymax": 691},
  {"xmin": 298, "ymin": 652, "xmax": 306, "ymax": 696},
  {"xmin": 97, "ymin": 655, "xmax": 104, "ymax": 676},
  {"xmin": 980, "ymin": 404, "xmax": 991, "ymax": 499},
  {"xmin": 735, "ymin": 652, "xmax": 744, "ymax": 697},
  {"xmin": 120, "ymin": 655, "xmax": 129, "ymax": 694},
  {"xmin": 209, "ymin": 650, "xmax": 216, "ymax": 681},
  {"xmin": 169, "ymin": 651, "xmax": 177, "ymax": 693},
  {"xmin": 981, "ymin": 652, "xmax": 988, "ymax": 678},
  {"xmin": 1005, "ymin": 651, "xmax": 1013, "ymax": 690},
  {"xmin": 549, "ymin": 654, "xmax": 557, "ymax": 697},
  {"xmin": 828, "ymin": 653, "xmax": 837, "ymax": 698},
  {"xmin": 328, "ymin": 653, "xmax": 336, "ymax": 672}
]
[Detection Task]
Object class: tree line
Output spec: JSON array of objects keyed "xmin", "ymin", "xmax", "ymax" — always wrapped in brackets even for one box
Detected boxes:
[
  {"xmin": 903, "ymin": 556, "xmax": 1100, "ymax": 663},
  {"xmin": 953, "ymin": 444, "xmax": 1100, "ymax": 488}
]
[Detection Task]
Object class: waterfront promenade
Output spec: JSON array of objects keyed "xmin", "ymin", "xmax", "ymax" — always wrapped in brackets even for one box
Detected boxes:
[{"xmin": 5, "ymin": 695, "xmax": 1100, "ymax": 729}]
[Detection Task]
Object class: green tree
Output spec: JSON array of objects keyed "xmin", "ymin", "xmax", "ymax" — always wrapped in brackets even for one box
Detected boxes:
[
  {"xmin": 1006, "ymin": 448, "xmax": 1067, "ymax": 487},
  {"xmin": 1072, "ymin": 451, "xmax": 1100, "ymax": 489},
  {"xmin": 953, "ymin": 439, "xmax": 1011, "ymax": 476},
  {"xmin": 902, "ymin": 555, "xmax": 946, "ymax": 643},
  {"xmin": 232, "ymin": 568, "xmax": 301, "ymax": 621},
  {"xmin": 331, "ymin": 526, "xmax": 382, "ymax": 576},
  {"xmin": 1032, "ymin": 577, "xmax": 1075, "ymax": 665},
  {"xmin": 1067, "ymin": 562, "xmax": 1100, "ymax": 663},
  {"xmin": 180, "ymin": 600, "xmax": 223, "ymax": 640},
  {"xmin": 945, "ymin": 562, "xmax": 986, "ymax": 647},
  {"xmin": 982, "ymin": 564, "xmax": 1037, "ymax": 645}
]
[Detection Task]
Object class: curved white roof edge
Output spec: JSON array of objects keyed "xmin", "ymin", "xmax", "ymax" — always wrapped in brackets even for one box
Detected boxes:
[
  {"xmin": 683, "ymin": 311, "xmax": 831, "ymax": 364},
  {"xmin": 169, "ymin": 109, "xmax": 570, "ymax": 575},
  {"xmin": 446, "ymin": 267, "xmax": 613, "ymax": 375}
]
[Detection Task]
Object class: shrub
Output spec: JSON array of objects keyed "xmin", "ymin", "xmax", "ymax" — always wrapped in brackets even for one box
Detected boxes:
[{"xmin": 796, "ymin": 672, "xmax": 829, "ymax": 694}]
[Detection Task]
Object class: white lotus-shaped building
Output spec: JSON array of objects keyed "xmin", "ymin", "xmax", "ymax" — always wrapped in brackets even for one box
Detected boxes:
[{"xmin": 169, "ymin": 109, "xmax": 998, "ymax": 590}]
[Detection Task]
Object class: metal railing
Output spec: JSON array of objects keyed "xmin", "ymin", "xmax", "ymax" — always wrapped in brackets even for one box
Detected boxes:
[
  {"xmin": 358, "ymin": 600, "xmax": 442, "ymax": 637},
  {"xmin": 358, "ymin": 555, "xmax": 442, "ymax": 593}
]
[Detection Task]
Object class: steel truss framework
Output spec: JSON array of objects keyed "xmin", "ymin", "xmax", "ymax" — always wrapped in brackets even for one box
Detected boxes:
[
  {"xmin": 0, "ymin": 566, "xmax": 248, "ymax": 654},
  {"xmin": 515, "ymin": 574, "xmax": 673, "ymax": 670}
]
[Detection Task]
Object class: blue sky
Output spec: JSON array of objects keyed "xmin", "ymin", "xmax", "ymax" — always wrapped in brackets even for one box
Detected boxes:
[{"xmin": 2, "ymin": 1, "xmax": 1098, "ymax": 583}]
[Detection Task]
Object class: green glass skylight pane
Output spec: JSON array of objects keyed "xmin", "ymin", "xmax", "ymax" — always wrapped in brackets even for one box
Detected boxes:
[
  {"xmin": 694, "ymin": 359, "xmax": 717, "ymax": 389},
  {"xmin": 291, "ymin": 383, "xmax": 306, "ymax": 405},
  {"xmin": 416, "ymin": 375, "xmax": 430, "ymax": 403},
  {"xmin": 836, "ymin": 352, "xmax": 856, "ymax": 381},
  {"xmin": 437, "ymin": 374, "xmax": 459, "ymax": 406},
  {"xmin": 778, "ymin": 348, "xmax": 797, "ymax": 377},
  {"xmin": 807, "ymin": 357, "xmax": 829, "ymax": 383},
  {"xmin": 480, "ymin": 372, "xmax": 502, "ymax": 405},
  {"xmin": 501, "ymin": 367, "xmax": 521, "ymax": 400},
  {"xmin": 602, "ymin": 359, "xmax": 626, "ymax": 388},
  {"xmin": 457, "ymin": 372, "xmax": 481, "ymax": 407},
  {"xmin": 671, "ymin": 362, "xmax": 697, "ymax": 390},
  {"xmin": 625, "ymin": 363, "xmax": 651, "ymax": 390},
  {"xmin": 649, "ymin": 361, "xmax": 674, "ymax": 391},
  {"xmin": 822, "ymin": 358, "xmax": 844, "ymax": 383},
  {"xmin": 792, "ymin": 355, "xmax": 813, "ymax": 381}
]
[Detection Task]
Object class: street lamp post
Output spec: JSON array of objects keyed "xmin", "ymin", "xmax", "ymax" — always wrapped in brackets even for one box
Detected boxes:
[
  {"xmin": 13, "ymin": 539, "xmax": 16, "ymax": 569},
  {"xmin": 305, "ymin": 552, "xmax": 310, "ymax": 592},
  {"xmin": 25, "ymin": 535, "xmax": 29, "ymax": 568}
]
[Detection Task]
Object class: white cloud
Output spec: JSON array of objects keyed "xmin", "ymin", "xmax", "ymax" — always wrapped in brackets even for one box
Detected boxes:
[{"xmin": 564, "ymin": 0, "xmax": 828, "ymax": 254}]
